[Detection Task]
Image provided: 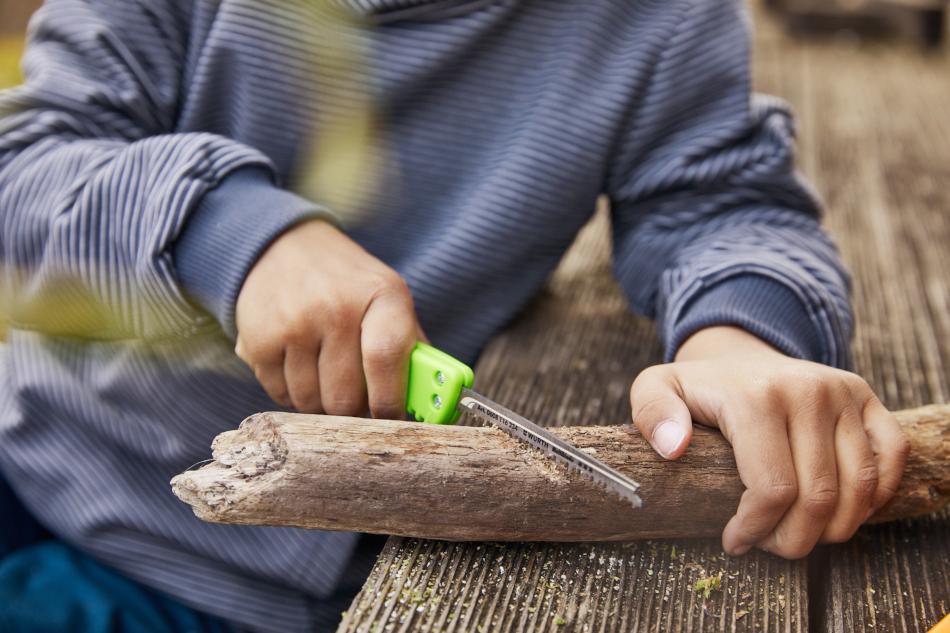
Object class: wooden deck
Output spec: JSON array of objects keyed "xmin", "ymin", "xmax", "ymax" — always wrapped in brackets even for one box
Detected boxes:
[{"xmin": 339, "ymin": 8, "xmax": 950, "ymax": 633}]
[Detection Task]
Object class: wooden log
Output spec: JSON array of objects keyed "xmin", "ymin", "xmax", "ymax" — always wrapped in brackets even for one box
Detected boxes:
[{"xmin": 171, "ymin": 404, "xmax": 949, "ymax": 542}]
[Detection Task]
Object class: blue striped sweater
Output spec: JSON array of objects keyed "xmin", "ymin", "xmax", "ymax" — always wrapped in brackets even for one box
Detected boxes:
[{"xmin": 0, "ymin": 0, "xmax": 852, "ymax": 630}]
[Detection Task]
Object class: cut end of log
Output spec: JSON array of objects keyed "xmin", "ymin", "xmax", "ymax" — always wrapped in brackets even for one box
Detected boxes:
[
  {"xmin": 171, "ymin": 413, "xmax": 288, "ymax": 522},
  {"xmin": 869, "ymin": 403, "xmax": 950, "ymax": 523}
]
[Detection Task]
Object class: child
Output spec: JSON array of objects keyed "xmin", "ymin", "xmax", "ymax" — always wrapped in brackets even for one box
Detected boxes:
[{"xmin": 0, "ymin": 0, "xmax": 908, "ymax": 631}]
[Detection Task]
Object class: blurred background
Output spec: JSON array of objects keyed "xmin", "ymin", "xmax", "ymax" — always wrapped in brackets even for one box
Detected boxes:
[{"xmin": 0, "ymin": 0, "xmax": 34, "ymax": 88}]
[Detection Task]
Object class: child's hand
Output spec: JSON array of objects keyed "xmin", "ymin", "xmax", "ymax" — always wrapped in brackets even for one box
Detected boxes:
[
  {"xmin": 235, "ymin": 219, "xmax": 424, "ymax": 419},
  {"xmin": 630, "ymin": 326, "xmax": 909, "ymax": 559}
]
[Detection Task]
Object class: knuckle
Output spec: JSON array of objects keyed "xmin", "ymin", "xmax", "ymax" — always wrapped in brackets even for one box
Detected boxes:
[
  {"xmin": 630, "ymin": 393, "xmax": 669, "ymax": 420},
  {"xmin": 281, "ymin": 320, "xmax": 313, "ymax": 348},
  {"xmin": 388, "ymin": 271, "xmax": 412, "ymax": 295},
  {"xmin": 801, "ymin": 482, "xmax": 838, "ymax": 516},
  {"xmin": 242, "ymin": 337, "xmax": 280, "ymax": 364},
  {"xmin": 756, "ymin": 479, "xmax": 798, "ymax": 510},
  {"xmin": 851, "ymin": 463, "xmax": 879, "ymax": 498},
  {"xmin": 321, "ymin": 305, "xmax": 354, "ymax": 334},
  {"xmin": 792, "ymin": 371, "xmax": 833, "ymax": 410},
  {"xmin": 373, "ymin": 271, "xmax": 411, "ymax": 299},
  {"xmin": 363, "ymin": 332, "xmax": 414, "ymax": 368},
  {"xmin": 841, "ymin": 372, "xmax": 873, "ymax": 397},
  {"xmin": 632, "ymin": 364, "xmax": 664, "ymax": 385},
  {"xmin": 630, "ymin": 366, "xmax": 669, "ymax": 399},
  {"xmin": 759, "ymin": 375, "xmax": 785, "ymax": 408},
  {"xmin": 876, "ymin": 472, "xmax": 903, "ymax": 500}
]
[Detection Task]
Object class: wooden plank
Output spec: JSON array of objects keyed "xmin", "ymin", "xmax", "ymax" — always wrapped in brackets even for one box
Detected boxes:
[
  {"xmin": 338, "ymin": 206, "xmax": 810, "ymax": 633},
  {"xmin": 752, "ymin": 11, "xmax": 950, "ymax": 632}
]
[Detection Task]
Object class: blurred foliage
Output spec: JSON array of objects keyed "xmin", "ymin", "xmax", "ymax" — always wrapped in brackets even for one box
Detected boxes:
[
  {"xmin": 0, "ymin": 2, "xmax": 382, "ymax": 345},
  {"xmin": 0, "ymin": 37, "xmax": 19, "ymax": 341},
  {"xmin": 0, "ymin": 36, "xmax": 23, "ymax": 89},
  {"xmin": 292, "ymin": 2, "xmax": 381, "ymax": 226}
]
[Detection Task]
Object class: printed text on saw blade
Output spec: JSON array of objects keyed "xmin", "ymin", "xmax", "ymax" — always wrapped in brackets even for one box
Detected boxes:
[{"xmin": 458, "ymin": 390, "xmax": 642, "ymax": 506}]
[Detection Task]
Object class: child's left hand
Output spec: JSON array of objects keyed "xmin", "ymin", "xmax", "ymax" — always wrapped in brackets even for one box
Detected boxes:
[{"xmin": 629, "ymin": 326, "xmax": 909, "ymax": 559}]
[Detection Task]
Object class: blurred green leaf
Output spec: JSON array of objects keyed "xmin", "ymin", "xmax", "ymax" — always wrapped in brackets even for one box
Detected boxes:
[{"xmin": 0, "ymin": 36, "xmax": 24, "ymax": 89}]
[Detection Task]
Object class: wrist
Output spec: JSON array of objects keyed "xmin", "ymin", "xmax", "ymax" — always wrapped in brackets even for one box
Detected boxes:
[
  {"xmin": 174, "ymin": 167, "xmax": 336, "ymax": 339},
  {"xmin": 674, "ymin": 325, "xmax": 784, "ymax": 363}
]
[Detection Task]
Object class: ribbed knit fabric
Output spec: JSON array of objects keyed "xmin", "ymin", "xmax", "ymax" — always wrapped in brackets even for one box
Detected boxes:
[
  {"xmin": 175, "ymin": 167, "xmax": 338, "ymax": 339},
  {"xmin": 0, "ymin": 1, "xmax": 852, "ymax": 631}
]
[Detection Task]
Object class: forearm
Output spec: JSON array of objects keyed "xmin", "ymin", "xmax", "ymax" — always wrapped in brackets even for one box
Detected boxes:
[
  {"xmin": 0, "ymin": 0, "xmax": 319, "ymax": 340},
  {"xmin": 604, "ymin": 2, "xmax": 852, "ymax": 369},
  {"xmin": 0, "ymin": 129, "xmax": 273, "ymax": 338}
]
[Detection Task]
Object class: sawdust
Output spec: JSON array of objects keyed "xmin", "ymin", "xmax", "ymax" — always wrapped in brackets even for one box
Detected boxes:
[{"xmin": 489, "ymin": 428, "xmax": 567, "ymax": 483}]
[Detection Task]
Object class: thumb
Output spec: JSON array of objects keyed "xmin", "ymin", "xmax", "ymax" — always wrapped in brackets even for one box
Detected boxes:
[{"xmin": 630, "ymin": 366, "xmax": 693, "ymax": 460}]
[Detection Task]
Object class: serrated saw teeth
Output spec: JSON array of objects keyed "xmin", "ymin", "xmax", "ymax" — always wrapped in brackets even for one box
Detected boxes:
[{"xmin": 458, "ymin": 388, "xmax": 643, "ymax": 510}]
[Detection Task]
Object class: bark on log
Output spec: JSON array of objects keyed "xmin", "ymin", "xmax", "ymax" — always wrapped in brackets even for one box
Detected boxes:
[{"xmin": 171, "ymin": 404, "xmax": 949, "ymax": 541}]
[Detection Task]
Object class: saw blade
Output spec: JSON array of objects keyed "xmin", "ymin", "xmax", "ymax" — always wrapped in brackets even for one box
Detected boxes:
[{"xmin": 458, "ymin": 388, "xmax": 643, "ymax": 508}]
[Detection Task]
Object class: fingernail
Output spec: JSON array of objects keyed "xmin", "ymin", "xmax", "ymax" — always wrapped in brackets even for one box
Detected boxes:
[{"xmin": 653, "ymin": 420, "xmax": 685, "ymax": 459}]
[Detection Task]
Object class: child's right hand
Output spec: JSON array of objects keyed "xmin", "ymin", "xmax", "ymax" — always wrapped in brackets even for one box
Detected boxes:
[{"xmin": 234, "ymin": 219, "xmax": 424, "ymax": 419}]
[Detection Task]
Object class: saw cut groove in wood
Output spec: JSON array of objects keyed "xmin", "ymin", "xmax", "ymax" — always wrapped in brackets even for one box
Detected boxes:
[{"xmin": 171, "ymin": 404, "xmax": 949, "ymax": 542}]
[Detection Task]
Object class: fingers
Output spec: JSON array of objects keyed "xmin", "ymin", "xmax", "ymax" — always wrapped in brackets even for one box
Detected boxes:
[
  {"xmin": 238, "ymin": 284, "xmax": 420, "ymax": 418},
  {"xmin": 862, "ymin": 396, "xmax": 910, "ymax": 512},
  {"xmin": 284, "ymin": 345, "xmax": 322, "ymax": 413},
  {"xmin": 629, "ymin": 366, "xmax": 693, "ymax": 460},
  {"xmin": 236, "ymin": 336, "xmax": 290, "ymax": 407},
  {"xmin": 234, "ymin": 219, "xmax": 424, "ymax": 418},
  {"xmin": 721, "ymin": 414, "xmax": 797, "ymax": 556},
  {"xmin": 361, "ymin": 286, "xmax": 418, "ymax": 420},
  {"xmin": 760, "ymin": 406, "xmax": 838, "ymax": 558},
  {"xmin": 319, "ymin": 323, "xmax": 368, "ymax": 417},
  {"xmin": 820, "ymin": 408, "xmax": 877, "ymax": 543}
]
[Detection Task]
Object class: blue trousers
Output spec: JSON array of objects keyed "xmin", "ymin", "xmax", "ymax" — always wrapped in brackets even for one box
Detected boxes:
[{"xmin": 0, "ymin": 475, "xmax": 236, "ymax": 633}]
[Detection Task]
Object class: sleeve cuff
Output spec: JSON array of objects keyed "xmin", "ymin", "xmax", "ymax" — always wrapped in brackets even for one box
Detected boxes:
[
  {"xmin": 664, "ymin": 274, "xmax": 826, "ymax": 363},
  {"xmin": 173, "ymin": 167, "xmax": 337, "ymax": 339}
]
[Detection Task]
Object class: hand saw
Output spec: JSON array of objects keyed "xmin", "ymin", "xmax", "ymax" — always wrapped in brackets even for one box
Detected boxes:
[{"xmin": 406, "ymin": 342, "xmax": 643, "ymax": 509}]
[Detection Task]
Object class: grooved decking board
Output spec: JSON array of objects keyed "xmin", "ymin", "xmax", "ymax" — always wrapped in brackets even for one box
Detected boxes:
[
  {"xmin": 344, "ymin": 539, "xmax": 805, "ymax": 633},
  {"xmin": 340, "ymin": 7, "xmax": 949, "ymax": 633},
  {"xmin": 753, "ymin": 11, "xmax": 950, "ymax": 633}
]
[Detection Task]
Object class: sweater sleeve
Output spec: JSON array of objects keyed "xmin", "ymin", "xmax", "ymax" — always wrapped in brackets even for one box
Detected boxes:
[
  {"xmin": 0, "ymin": 0, "xmax": 328, "ymax": 340},
  {"xmin": 606, "ymin": 0, "xmax": 853, "ymax": 368}
]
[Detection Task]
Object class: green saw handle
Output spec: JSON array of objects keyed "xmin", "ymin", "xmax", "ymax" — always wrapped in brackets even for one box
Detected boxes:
[{"xmin": 406, "ymin": 342, "xmax": 474, "ymax": 424}]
